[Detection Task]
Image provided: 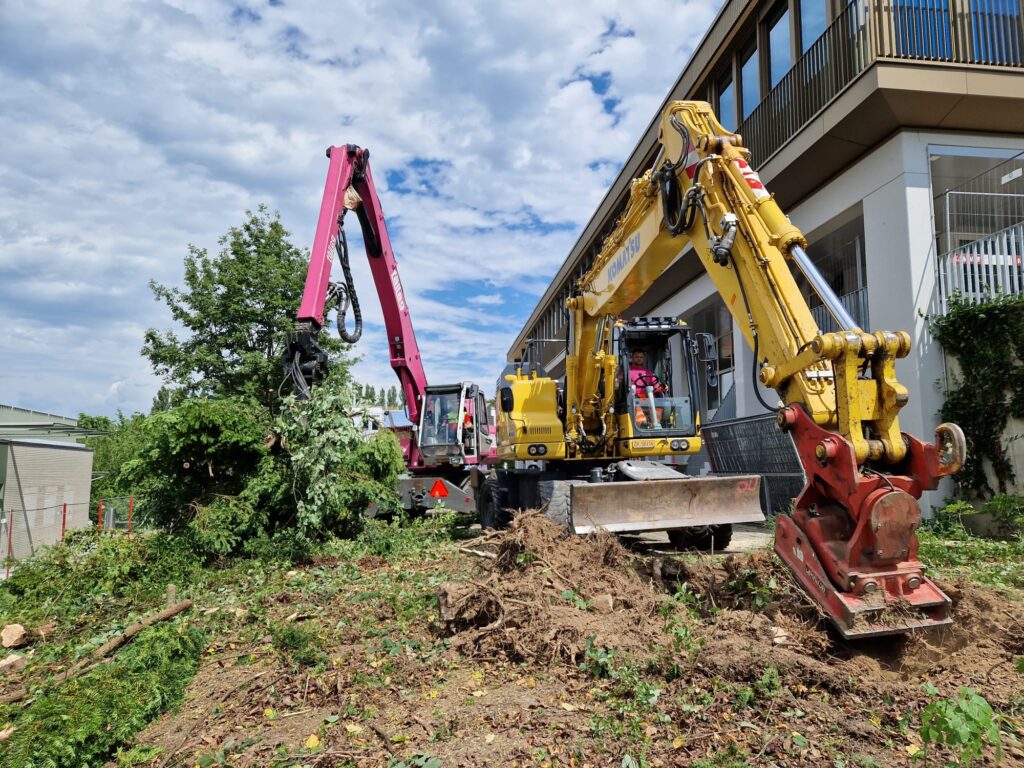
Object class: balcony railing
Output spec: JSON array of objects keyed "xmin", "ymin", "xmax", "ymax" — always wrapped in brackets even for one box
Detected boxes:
[
  {"xmin": 737, "ymin": 0, "xmax": 1024, "ymax": 166},
  {"xmin": 810, "ymin": 286, "xmax": 871, "ymax": 332},
  {"xmin": 937, "ymin": 221, "xmax": 1024, "ymax": 311}
]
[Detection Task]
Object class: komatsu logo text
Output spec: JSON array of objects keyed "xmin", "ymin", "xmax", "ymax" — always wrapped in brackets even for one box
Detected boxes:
[
  {"xmin": 391, "ymin": 269, "xmax": 407, "ymax": 312},
  {"xmin": 607, "ymin": 233, "xmax": 641, "ymax": 283}
]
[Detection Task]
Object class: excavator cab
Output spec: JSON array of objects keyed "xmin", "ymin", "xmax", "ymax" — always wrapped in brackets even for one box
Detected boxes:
[
  {"xmin": 418, "ymin": 383, "xmax": 492, "ymax": 466},
  {"xmin": 613, "ymin": 318, "xmax": 714, "ymax": 453}
]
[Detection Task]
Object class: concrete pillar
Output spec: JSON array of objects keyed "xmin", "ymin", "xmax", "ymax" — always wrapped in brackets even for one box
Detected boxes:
[{"xmin": 862, "ymin": 134, "xmax": 949, "ymax": 511}]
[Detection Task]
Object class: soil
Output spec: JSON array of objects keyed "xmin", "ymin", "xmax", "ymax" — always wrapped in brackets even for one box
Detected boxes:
[{"xmin": 121, "ymin": 515, "xmax": 1024, "ymax": 767}]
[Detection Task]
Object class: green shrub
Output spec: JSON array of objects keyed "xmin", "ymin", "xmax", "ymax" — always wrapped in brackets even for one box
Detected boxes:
[
  {"xmin": 919, "ymin": 685, "xmax": 1002, "ymax": 767},
  {"xmin": 926, "ymin": 500, "xmax": 976, "ymax": 537},
  {"xmin": 981, "ymin": 493, "xmax": 1024, "ymax": 536},
  {"xmin": 270, "ymin": 621, "xmax": 324, "ymax": 667},
  {"xmin": 279, "ymin": 374, "xmax": 404, "ymax": 539},
  {"xmin": 931, "ymin": 293, "xmax": 1024, "ymax": 497},
  {"xmin": 0, "ymin": 532, "xmax": 200, "ymax": 630}
]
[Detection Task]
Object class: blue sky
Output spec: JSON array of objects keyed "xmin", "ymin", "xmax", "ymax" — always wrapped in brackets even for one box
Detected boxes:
[{"xmin": 0, "ymin": 0, "xmax": 720, "ymax": 417}]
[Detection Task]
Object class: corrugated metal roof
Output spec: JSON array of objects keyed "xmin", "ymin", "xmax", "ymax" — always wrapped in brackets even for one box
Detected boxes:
[{"xmin": 0, "ymin": 437, "xmax": 92, "ymax": 451}]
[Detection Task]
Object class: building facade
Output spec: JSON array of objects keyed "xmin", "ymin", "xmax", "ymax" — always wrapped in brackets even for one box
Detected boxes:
[
  {"xmin": 509, "ymin": 0, "xmax": 1024, "ymax": 508},
  {"xmin": 0, "ymin": 406, "xmax": 95, "ymax": 565}
]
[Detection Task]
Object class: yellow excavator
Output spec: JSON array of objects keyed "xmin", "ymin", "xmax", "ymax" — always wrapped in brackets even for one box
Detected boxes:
[{"xmin": 483, "ymin": 101, "xmax": 966, "ymax": 639}]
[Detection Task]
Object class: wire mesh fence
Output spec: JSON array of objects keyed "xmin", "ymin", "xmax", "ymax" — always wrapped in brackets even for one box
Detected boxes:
[
  {"xmin": 1, "ymin": 495, "xmax": 146, "ymax": 577},
  {"xmin": 702, "ymin": 414, "xmax": 806, "ymax": 515}
]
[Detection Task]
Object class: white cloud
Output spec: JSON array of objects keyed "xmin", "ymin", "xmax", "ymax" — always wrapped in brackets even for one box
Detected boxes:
[
  {"xmin": 467, "ymin": 294, "xmax": 503, "ymax": 306},
  {"xmin": 0, "ymin": 0, "xmax": 722, "ymax": 416}
]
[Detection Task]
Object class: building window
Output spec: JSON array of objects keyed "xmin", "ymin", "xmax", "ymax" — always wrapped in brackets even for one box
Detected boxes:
[
  {"xmin": 799, "ymin": 0, "xmax": 827, "ymax": 52},
  {"xmin": 717, "ymin": 71, "xmax": 736, "ymax": 131},
  {"xmin": 767, "ymin": 4, "xmax": 792, "ymax": 88},
  {"xmin": 740, "ymin": 42, "xmax": 760, "ymax": 119}
]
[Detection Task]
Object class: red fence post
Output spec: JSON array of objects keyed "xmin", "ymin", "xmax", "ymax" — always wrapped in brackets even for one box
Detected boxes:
[
  {"xmin": 5, "ymin": 509, "xmax": 14, "ymax": 579},
  {"xmin": 97, "ymin": 499, "xmax": 104, "ymax": 536},
  {"xmin": 127, "ymin": 496, "xmax": 134, "ymax": 538},
  {"xmin": 61, "ymin": 502, "xmax": 68, "ymax": 542}
]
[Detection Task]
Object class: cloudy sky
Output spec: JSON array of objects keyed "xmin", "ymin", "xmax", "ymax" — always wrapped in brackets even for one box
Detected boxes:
[{"xmin": 0, "ymin": 0, "xmax": 720, "ymax": 417}]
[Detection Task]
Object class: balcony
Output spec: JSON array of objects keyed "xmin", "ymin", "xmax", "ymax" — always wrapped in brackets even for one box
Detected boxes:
[
  {"xmin": 935, "ymin": 151, "xmax": 1024, "ymax": 312},
  {"xmin": 737, "ymin": 0, "xmax": 1024, "ymax": 172},
  {"xmin": 937, "ymin": 221, "xmax": 1024, "ymax": 311}
]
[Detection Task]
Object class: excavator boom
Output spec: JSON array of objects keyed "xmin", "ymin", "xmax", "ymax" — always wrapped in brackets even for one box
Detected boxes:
[{"xmin": 587, "ymin": 102, "xmax": 965, "ymax": 637}]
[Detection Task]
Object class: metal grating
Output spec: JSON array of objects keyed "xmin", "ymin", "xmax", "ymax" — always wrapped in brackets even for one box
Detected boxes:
[{"xmin": 703, "ymin": 413, "xmax": 806, "ymax": 514}]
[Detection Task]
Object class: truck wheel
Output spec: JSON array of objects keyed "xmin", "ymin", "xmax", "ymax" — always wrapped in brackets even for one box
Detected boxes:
[
  {"xmin": 668, "ymin": 524, "xmax": 732, "ymax": 552},
  {"xmin": 538, "ymin": 479, "xmax": 572, "ymax": 531},
  {"xmin": 478, "ymin": 477, "xmax": 510, "ymax": 530}
]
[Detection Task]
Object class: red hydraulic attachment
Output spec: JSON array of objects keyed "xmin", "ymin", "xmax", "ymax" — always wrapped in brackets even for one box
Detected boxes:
[
  {"xmin": 286, "ymin": 145, "xmax": 428, "ymax": 468},
  {"xmin": 774, "ymin": 405, "xmax": 966, "ymax": 638}
]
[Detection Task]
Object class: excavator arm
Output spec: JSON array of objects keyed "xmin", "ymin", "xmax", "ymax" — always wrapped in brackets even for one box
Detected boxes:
[
  {"xmin": 577, "ymin": 101, "xmax": 966, "ymax": 637},
  {"xmin": 285, "ymin": 145, "xmax": 428, "ymax": 465}
]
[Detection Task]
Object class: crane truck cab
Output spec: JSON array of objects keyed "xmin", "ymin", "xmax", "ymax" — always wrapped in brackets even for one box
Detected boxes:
[{"xmin": 419, "ymin": 382, "xmax": 494, "ymax": 467}]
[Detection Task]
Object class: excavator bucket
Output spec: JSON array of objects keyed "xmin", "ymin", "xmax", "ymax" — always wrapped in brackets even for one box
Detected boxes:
[
  {"xmin": 774, "ymin": 515, "xmax": 952, "ymax": 639},
  {"xmin": 570, "ymin": 474, "xmax": 765, "ymax": 535}
]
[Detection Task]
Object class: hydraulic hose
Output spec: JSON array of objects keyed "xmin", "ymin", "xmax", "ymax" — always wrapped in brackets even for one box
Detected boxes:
[{"xmin": 334, "ymin": 225, "xmax": 363, "ymax": 344}]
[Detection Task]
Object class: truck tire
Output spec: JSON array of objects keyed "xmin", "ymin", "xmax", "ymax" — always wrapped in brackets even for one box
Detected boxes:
[
  {"xmin": 538, "ymin": 479, "xmax": 572, "ymax": 531},
  {"xmin": 668, "ymin": 524, "xmax": 733, "ymax": 552},
  {"xmin": 478, "ymin": 476, "xmax": 511, "ymax": 530}
]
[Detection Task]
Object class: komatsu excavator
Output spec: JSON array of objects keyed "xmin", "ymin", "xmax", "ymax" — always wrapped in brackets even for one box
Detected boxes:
[
  {"xmin": 284, "ymin": 144, "xmax": 494, "ymax": 515},
  {"xmin": 487, "ymin": 102, "xmax": 966, "ymax": 638}
]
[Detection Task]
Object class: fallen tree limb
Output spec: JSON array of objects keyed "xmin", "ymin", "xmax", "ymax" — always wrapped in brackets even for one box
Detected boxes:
[
  {"xmin": 458, "ymin": 547, "xmax": 497, "ymax": 560},
  {"xmin": 67, "ymin": 599, "xmax": 193, "ymax": 675},
  {"xmin": 0, "ymin": 598, "xmax": 194, "ymax": 705}
]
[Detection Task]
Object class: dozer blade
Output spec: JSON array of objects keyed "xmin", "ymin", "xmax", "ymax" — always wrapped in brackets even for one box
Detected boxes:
[
  {"xmin": 570, "ymin": 475, "xmax": 765, "ymax": 535},
  {"xmin": 774, "ymin": 515, "xmax": 952, "ymax": 639}
]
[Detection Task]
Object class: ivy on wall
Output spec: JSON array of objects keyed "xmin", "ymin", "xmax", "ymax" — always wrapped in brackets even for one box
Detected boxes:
[{"xmin": 932, "ymin": 293, "xmax": 1024, "ymax": 498}]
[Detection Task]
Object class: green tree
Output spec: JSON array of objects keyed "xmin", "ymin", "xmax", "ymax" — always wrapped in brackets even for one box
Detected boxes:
[
  {"xmin": 142, "ymin": 206, "xmax": 343, "ymax": 409},
  {"xmin": 77, "ymin": 412, "xmax": 147, "ymax": 513},
  {"xmin": 365, "ymin": 384, "xmax": 376, "ymax": 404}
]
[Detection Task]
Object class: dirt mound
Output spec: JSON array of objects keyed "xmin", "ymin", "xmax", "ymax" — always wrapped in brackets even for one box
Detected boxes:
[
  {"xmin": 444, "ymin": 527, "xmax": 1023, "ymax": 735},
  {"xmin": 438, "ymin": 512, "xmax": 661, "ymax": 663},
  {"xmin": 676, "ymin": 552, "xmax": 1024, "ymax": 710}
]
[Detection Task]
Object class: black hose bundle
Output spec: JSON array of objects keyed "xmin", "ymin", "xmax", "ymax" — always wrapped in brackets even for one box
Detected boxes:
[{"xmin": 332, "ymin": 226, "xmax": 362, "ymax": 344}]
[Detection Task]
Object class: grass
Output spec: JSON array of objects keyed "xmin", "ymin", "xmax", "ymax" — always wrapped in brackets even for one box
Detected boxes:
[
  {"xmin": 918, "ymin": 527, "xmax": 1024, "ymax": 590},
  {"xmin": 0, "ymin": 507, "xmax": 1017, "ymax": 768},
  {"xmin": 0, "ymin": 513, "xmax": 461, "ymax": 768}
]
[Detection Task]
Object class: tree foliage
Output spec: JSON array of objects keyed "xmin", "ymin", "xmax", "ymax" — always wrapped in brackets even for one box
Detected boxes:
[
  {"xmin": 78, "ymin": 412, "xmax": 147, "ymax": 513},
  {"xmin": 116, "ymin": 398, "xmax": 274, "ymax": 534},
  {"xmin": 141, "ymin": 206, "xmax": 342, "ymax": 408},
  {"xmin": 279, "ymin": 372, "xmax": 405, "ymax": 539},
  {"xmin": 932, "ymin": 293, "xmax": 1024, "ymax": 497}
]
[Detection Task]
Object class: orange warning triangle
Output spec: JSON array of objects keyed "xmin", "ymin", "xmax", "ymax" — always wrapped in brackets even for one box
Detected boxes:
[{"xmin": 429, "ymin": 479, "xmax": 448, "ymax": 498}]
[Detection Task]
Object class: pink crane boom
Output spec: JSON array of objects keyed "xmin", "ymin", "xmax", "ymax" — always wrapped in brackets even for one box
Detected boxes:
[{"xmin": 288, "ymin": 144, "xmax": 428, "ymax": 467}]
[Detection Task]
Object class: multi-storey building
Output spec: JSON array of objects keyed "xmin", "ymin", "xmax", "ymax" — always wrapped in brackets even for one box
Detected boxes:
[{"xmin": 510, "ymin": 0, "xmax": 1024, "ymax": 505}]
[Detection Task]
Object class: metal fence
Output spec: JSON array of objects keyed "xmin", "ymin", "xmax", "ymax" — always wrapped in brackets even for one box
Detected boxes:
[
  {"xmin": 2, "ymin": 495, "xmax": 145, "ymax": 577},
  {"xmin": 702, "ymin": 414, "xmax": 806, "ymax": 514},
  {"xmin": 739, "ymin": 0, "xmax": 1024, "ymax": 166},
  {"xmin": 936, "ymin": 151, "xmax": 1024, "ymax": 311}
]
